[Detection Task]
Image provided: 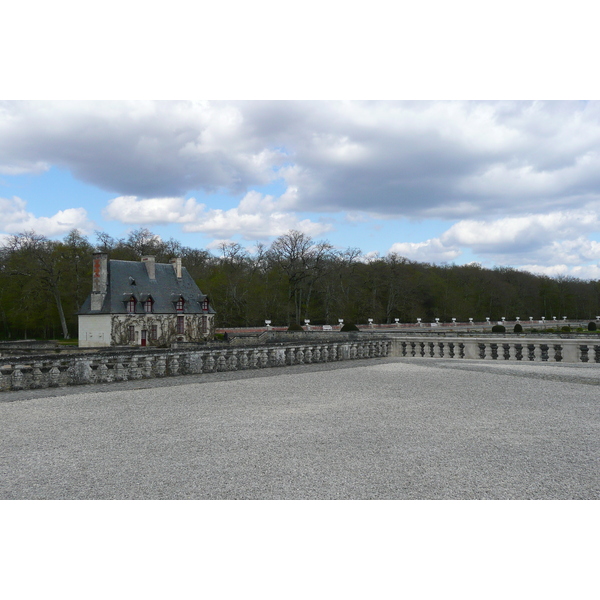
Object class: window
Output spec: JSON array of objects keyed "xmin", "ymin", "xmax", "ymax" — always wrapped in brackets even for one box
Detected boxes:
[
  {"xmin": 201, "ymin": 315, "xmax": 208, "ymax": 333},
  {"xmin": 144, "ymin": 297, "xmax": 153, "ymax": 313},
  {"xmin": 177, "ymin": 315, "xmax": 185, "ymax": 334},
  {"xmin": 151, "ymin": 324, "xmax": 158, "ymax": 340},
  {"xmin": 176, "ymin": 297, "xmax": 184, "ymax": 312},
  {"xmin": 127, "ymin": 296, "xmax": 136, "ymax": 313},
  {"xmin": 128, "ymin": 325, "xmax": 135, "ymax": 342},
  {"xmin": 202, "ymin": 297, "xmax": 209, "ymax": 311}
]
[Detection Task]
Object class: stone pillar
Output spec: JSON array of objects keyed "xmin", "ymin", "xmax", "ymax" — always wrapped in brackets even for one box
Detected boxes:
[
  {"xmin": 216, "ymin": 352, "xmax": 227, "ymax": 371},
  {"xmin": 304, "ymin": 346, "xmax": 313, "ymax": 363},
  {"xmin": 227, "ymin": 351, "xmax": 238, "ymax": 371},
  {"xmin": 129, "ymin": 357, "xmax": 141, "ymax": 379},
  {"xmin": 98, "ymin": 359, "xmax": 110, "ymax": 382},
  {"xmin": 286, "ymin": 347, "xmax": 295, "ymax": 365},
  {"xmin": 169, "ymin": 355, "xmax": 180, "ymax": 375},
  {"xmin": 114, "ymin": 361, "xmax": 127, "ymax": 381},
  {"xmin": 204, "ymin": 353, "xmax": 216, "ymax": 372},
  {"xmin": 32, "ymin": 362, "xmax": 44, "ymax": 388},
  {"xmin": 155, "ymin": 355, "xmax": 167, "ymax": 377},
  {"xmin": 11, "ymin": 367, "xmax": 24, "ymax": 390}
]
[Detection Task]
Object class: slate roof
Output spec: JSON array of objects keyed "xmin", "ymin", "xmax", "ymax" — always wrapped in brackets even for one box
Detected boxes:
[{"xmin": 78, "ymin": 260, "xmax": 215, "ymax": 315}]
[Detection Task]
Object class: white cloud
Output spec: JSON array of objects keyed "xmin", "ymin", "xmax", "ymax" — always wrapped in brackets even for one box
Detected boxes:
[
  {"xmin": 103, "ymin": 196, "xmax": 204, "ymax": 224},
  {"xmin": 440, "ymin": 210, "xmax": 600, "ymax": 253},
  {"xmin": 4, "ymin": 101, "xmax": 600, "ymax": 220},
  {"xmin": 388, "ymin": 238, "xmax": 461, "ymax": 263},
  {"xmin": 103, "ymin": 190, "xmax": 332, "ymax": 240},
  {"xmin": 388, "ymin": 209, "xmax": 600, "ymax": 271},
  {"xmin": 0, "ymin": 196, "xmax": 93, "ymax": 237},
  {"xmin": 518, "ymin": 264, "xmax": 600, "ymax": 281}
]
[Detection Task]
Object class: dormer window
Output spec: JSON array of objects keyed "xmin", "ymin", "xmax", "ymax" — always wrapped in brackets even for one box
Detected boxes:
[
  {"xmin": 176, "ymin": 297, "xmax": 184, "ymax": 312},
  {"xmin": 144, "ymin": 297, "xmax": 154, "ymax": 313},
  {"xmin": 202, "ymin": 297, "xmax": 209, "ymax": 311},
  {"xmin": 127, "ymin": 296, "xmax": 136, "ymax": 313}
]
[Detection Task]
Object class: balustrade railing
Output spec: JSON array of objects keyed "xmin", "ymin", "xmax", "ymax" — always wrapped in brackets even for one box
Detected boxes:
[
  {"xmin": 391, "ymin": 336, "xmax": 600, "ymax": 364},
  {"xmin": 0, "ymin": 339, "xmax": 391, "ymax": 392}
]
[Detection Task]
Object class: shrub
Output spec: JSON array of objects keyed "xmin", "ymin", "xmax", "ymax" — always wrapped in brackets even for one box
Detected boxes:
[
  {"xmin": 588, "ymin": 321, "xmax": 597, "ymax": 331},
  {"xmin": 561, "ymin": 326, "xmax": 571, "ymax": 332},
  {"xmin": 287, "ymin": 323, "xmax": 304, "ymax": 331},
  {"xmin": 340, "ymin": 322, "xmax": 360, "ymax": 332},
  {"xmin": 513, "ymin": 323, "xmax": 523, "ymax": 333},
  {"xmin": 491, "ymin": 324, "xmax": 506, "ymax": 333}
]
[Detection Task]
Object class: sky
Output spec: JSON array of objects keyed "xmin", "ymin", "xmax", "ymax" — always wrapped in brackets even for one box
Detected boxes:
[
  {"xmin": 3, "ymin": 2, "xmax": 600, "ymax": 282},
  {"xmin": 3, "ymin": 100, "xmax": 600, "ymax": 279}
]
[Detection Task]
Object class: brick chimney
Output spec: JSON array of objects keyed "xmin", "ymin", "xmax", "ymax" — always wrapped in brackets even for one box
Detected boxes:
[
  {"xmin": 91, "ymin": 252, "xmax": 108, "ymax": 311},
  {"xmin": 142, "ymin": 255, "xmax": 156, "ymax": 280},
  {"xmin": 170, "ymin": 257, "xmax": 182, "ymax": 279}
]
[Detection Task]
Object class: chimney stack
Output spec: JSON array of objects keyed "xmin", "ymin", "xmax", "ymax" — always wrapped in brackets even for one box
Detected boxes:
[
  {"xmin": 91, "ymin": 252, "xmax": 108, "ymax": 310},
  {"xmin": 142, "ymin": 255, "xmax": 156, "ymax": 280},
  {"xmin": 170, "ymin": 257, "xmax": 182, "ymax": 279}
]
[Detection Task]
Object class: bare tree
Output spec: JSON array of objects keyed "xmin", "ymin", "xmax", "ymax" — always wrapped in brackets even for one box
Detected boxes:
[{"xmin": 268, "ymin": 230, "xmax": 333, "ymax": 324}]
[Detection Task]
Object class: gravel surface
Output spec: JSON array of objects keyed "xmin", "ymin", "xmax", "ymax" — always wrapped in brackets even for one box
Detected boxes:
[{"xmin": 1, "ymin": 357, "xmax": 598, "ymax": 499}]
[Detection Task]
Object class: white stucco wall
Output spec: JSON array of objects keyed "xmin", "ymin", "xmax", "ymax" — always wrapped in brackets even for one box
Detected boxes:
[
  {"xmin": 110, "ymin": 313, "xmax": 215, "ymax": 346},
  {"xmin": 78, "ymin": 314, "xmax": 112, "ymax": 347},
  {"xmin": 79, "ymin": 313, "xmax": 214, "ymax": 347}
]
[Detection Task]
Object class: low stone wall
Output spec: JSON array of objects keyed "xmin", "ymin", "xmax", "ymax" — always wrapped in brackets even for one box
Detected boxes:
[
  {"xmin": 390, "ymin": 336, "xmax": 600, "ymax": 363},
  {"xmin": 228, "ymin": 330, "xmax": 375, "ymax": 345},
  {"xmin": 0, "ymin": 339, "xmax": 391, "ymax": 392}
]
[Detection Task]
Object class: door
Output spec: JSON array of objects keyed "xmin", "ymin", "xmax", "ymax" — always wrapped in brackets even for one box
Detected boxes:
[{"xmin": 141, "ymin": 329, "xmax": 147, "ymax": 347}]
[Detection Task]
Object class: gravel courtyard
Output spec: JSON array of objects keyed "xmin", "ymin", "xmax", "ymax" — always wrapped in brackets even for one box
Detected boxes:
[{"xmin": 1, "ymin": 357, "xmax": 598, "ymax": 499}]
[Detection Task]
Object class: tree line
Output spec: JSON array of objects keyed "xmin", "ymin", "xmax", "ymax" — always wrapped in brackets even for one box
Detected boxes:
[{"xmin": 1, "ymin": 228, "xmax": 600, "ymax": 340}]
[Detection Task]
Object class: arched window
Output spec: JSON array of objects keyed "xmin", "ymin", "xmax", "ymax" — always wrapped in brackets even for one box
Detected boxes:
[{"xmin": 127, "ymin": 296, "xmax": 136, "ymax": 313}]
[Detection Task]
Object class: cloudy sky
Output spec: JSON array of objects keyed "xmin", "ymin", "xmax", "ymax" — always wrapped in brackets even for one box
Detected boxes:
[
  {"xmin": 3, "ymin": 2, "xmax": 600, "ymax": 280},
  {"xmin": 2, "ymin": 100, "xmax": 600, "ymax": 278}
]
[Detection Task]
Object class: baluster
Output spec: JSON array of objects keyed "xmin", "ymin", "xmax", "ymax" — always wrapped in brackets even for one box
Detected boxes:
[
  {"xmin": 205, "ymin": 353, "xmax": 216, "ymax": 372},
  {"xmin": 227, "ymin": 351, "xmax": 238, "ymax": 371},
  {"xmin": 32, "ymin": 362, "xmax": 44, "ymax": 388},
  {"xmin": 216, "ymin": 352, "xmax": 227, "ymax": 371},
  {"xmin": 304, "ymin": 346, "xmax": 313, "ymax": 363},
  {"xmin": 11, "ymin": 367, "xmax": 24, "ymax": 390},
  {"xmin": 155, "ymin": 355, "xmax": 167, "ymax": 376},
  {"xmin": 169, "ymin": 354, "xmax": 181, "ymax": 375}
]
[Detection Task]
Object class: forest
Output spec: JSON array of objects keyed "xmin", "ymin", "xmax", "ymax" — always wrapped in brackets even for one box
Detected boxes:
[{"xmin": 1, "ymin": 227, "xmax": 600, "ymax": 340}]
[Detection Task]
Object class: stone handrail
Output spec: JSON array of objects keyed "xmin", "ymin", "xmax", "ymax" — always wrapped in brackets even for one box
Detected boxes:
[
  {"xmin": 390, "ymin": 336, "xmax": 600, "ymax": 363},
  {"xmin": 0, "ymin": 339, "xmax": 391, "ymax": 392}
]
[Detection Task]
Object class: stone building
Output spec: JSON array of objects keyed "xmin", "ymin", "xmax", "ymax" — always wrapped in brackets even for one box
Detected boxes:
[{"xmin": 78, "ymin": 253, "xmax": 215, "ymax": 347}]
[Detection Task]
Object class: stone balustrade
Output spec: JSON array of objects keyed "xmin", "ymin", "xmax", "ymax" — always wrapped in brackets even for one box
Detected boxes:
[
  {"xmin": 0, "ymin": 339, "xmax": 391, "ymax": 392},
  {"xmin": 390, "ymin": 336, "xmax": 600, "ymax": 363}
]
